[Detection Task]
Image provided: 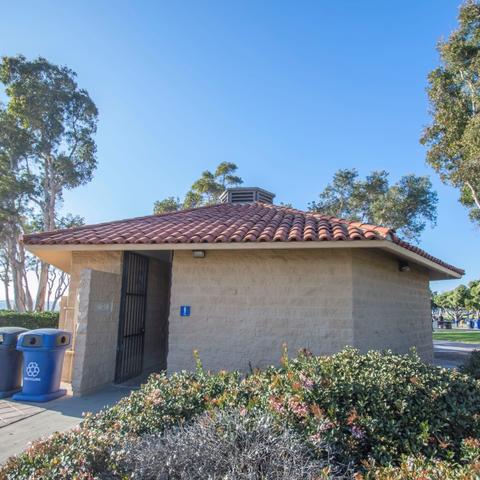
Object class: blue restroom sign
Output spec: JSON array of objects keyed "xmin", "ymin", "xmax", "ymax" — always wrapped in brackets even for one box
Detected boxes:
[{"xmin": 180, "ymin": 306, "xmax": 191, "ymax": 317}]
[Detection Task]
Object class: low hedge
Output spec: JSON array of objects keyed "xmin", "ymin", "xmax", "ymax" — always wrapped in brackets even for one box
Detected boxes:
[
  {"xmin": 365, "ymin": 445, "xmax": 480, "ymax": 479},
  {"xmin": 0, "ymin": 310, "xmax": 59, "ymax": 330},
  {"xmin": 1, "ymin": 348, "xmax": 480, "ymax": 479}
]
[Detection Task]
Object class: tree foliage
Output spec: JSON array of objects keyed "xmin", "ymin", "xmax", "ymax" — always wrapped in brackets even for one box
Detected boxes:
[
  {"xmin": 0, "ymin": 55, "xmax": 98, "ymax": 311},
  {"xmin": 432, "ymin": 280, "xmax": 480, "ymax": 322},
  {"xmin": 154, "ymin": 162, "xmax": 243, "ymax": 214},
  {"xmin": 0, "ymin": 111, "xmax": 35, "ymax": 311},
  {"xmin": 421, "ymin": 0, "xmax": 480, "ymax": 224},
  {"xmin": 309, "ymin": 169, "xmax": 437, "ymax": 242},
  {"xmin": 152, "ymin": 196, "xmax": 182, "ymax": 214},
  {"xmin": 466, "ymin": 280, "xmax": 480, "ymax": 313}
]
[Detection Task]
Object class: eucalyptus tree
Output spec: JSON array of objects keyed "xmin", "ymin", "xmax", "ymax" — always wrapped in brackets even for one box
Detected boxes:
[
  {"xmin": 0, "ymin": 55, "xmax": 98, "ymax": 310},
  {"xmin": 0, "ymin": 109, "xmax": 34, "ymax": 311},
  {"xmin": 421, "ymin": 1, "xmax": 480, "ymax": 224}
]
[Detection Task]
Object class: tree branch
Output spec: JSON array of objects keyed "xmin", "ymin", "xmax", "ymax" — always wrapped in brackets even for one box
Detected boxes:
[{"xmin": 465, "ymin": 180, "xmax": 480, "ymax": 211}]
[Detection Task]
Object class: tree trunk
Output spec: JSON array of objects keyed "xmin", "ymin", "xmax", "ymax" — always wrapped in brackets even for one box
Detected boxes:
[
  {"xmin": 1, "ymin": 258, "xmax": 12, "ymax": 310},
  {"xmin": 465, "ymin": 181, "xmax": 480, "ymax": 211},
  {"xmin": 51, "ymin": 271, "xmax": 69, "ymax": 311},
  {"xmin": 50, "ymin": 290, "xmax": 60, "ymax": 312},
  {"xmin": 16, "ymin": 241, "xmax": 33, "ymax": 311},
  {"xmin": 23, "ymin": 270, "xmax": 33, "ymax": 311},
  {"xmin": 6, "ymin": 233, "xmax": 27, "ymax": 312},
  {"xmin": 4, "ymin": 278, "xmax": 11, "ymax": 310},
  {"xmin": 11, "ymin": 259, "xmax": 26, "ymax": 312},
  {"xmin": 35, "ymin": 159, "xmax": 56, "ymax": 311},
  {"xmin": 35, "ymin": 262, "xmax": 49, "ymax": 311}
]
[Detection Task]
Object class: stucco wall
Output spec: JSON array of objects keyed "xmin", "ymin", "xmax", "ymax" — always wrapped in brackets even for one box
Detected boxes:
[
  {"xmin": 143, "ymin": 258, "xmax": 171, "ymax": 370},
  {"xmin": 64, "ymin": 247, "xmax": 433, "ymax": 393},
  {"xmin": 167, "ymin": 248, "xmax": 433, "ymax": 373},
  {"xmin": 67, "ymin": 251, "xmax": 123, "ymax": 394},
  {"xmin": 65, "ymin": 251, "xmax": 123, "ymax": 334},
  {"xmin": 352, "ymin": 249, "xmax": 433, "ymax": 361},
  {"xmin": 167, "ymin": 249, "xmax": 354, "ymax": 372},
  {"xmin": 72, "ymin": 269, "xmax": 122, "ymax": 394}
]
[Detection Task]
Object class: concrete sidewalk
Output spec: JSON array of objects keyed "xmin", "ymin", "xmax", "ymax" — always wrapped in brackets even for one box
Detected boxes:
[
  {"xmin": 0, "ymin": 384, "xmax": 133, "ymax": 465},
  {"xmin": 433, "ymin": 339, "xmax": 479, "ymax": 368}
]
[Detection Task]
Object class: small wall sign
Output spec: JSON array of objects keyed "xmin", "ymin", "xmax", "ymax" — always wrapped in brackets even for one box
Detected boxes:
[
  {"xmin": 93, "ymin": 301, "xmax": 113, "ymax": 313},
  {"xmin": 180, "ymin": 306, "xmax": 191, "ymax": 317}
]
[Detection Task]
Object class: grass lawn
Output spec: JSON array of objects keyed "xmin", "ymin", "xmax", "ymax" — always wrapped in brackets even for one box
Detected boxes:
[{"xmin": 433, "ymin": 330, "xmax": 480, "ymax": 343}]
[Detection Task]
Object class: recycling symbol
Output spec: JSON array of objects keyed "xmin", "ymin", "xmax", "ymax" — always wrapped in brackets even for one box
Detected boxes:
[{"xmin": 26, "ymin": 362, "xmax": 40, "ymax": 378}]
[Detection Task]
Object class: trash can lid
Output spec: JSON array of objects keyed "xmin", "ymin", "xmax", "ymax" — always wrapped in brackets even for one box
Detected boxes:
[
  {"xmin": 25, "ymin": 328, "xmax": 67, "ymax": 336},
  {"xmin": 17, "ymin": 328, "xmax": 71, "ymax": 349},
  {"xmin": 0, "ymin": 327, "xmax": 29, "ymax": 346},
  {"xmin": 0, "ymin": 326, "xmax": 29, "ymax": 335}
]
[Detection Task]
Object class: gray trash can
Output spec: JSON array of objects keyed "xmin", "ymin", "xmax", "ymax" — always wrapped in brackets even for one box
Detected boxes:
[{"xmin": 0, "ymin": 327, "xmax": 28, "ymax": 398}]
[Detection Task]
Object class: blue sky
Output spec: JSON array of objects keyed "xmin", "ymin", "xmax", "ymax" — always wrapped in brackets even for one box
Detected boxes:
[{"xmin": 1, "ymin": 0, "xmax": 477, "ymax": 292}]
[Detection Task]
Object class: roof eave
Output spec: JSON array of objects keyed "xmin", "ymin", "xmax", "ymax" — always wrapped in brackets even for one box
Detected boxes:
[
  {"xmin": 24, "ymin": 240, "xmax": 462, "ymax": 279},
  {"xmin": 380, "ymin": 242, "xmax": 462, "ymax": 280}
]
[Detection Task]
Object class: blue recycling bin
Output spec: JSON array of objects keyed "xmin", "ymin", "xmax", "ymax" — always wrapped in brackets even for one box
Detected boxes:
[
  {"xmin": 470, "ymin": 320, "xmax": 476, "ymax": 329},
  {"xmin": 477, "ymin": 319, "xmax": 480, "ymax": 330},
  {"xmin": 12, "ymin": 329, "xmax": 71, "ymax": 402},
  {"xmin": 0, "ymin": 327, "xmax": 28, "ymax": 398}
]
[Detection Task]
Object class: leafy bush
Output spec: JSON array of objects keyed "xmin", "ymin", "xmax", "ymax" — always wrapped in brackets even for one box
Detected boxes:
[
  {"xmin": 1, "ymin": 348, "xmax": 480, "ymax": 479},
  {"xmin": 0, "ymin": 310, "xmax": 59, "ymax": 330},
  {"xmin": 247, "ymin": 348, "xmax": 480, "ymax": 465},
  {"xmin": 364, "ymin": 438, "xmax": 480, "ymax": 479},
  {"xmin": 115, "ymin": 409, "xmax": 350, "ymax": 479},
  {"xmin": 0, "ymin": 368, "xmax": 243, "ymax": 479},
  {"xmin": 461, "ymin": 350, "xmax": 480, "ymax": 380}
]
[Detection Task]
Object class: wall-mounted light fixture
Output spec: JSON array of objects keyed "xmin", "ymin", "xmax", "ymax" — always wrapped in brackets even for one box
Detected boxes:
[
  {"xmin": 398, "ymin": 260, "xmax": 410, "ymax": 272},
  {"xmin": 192, "ymin": 250, "xmax": 206, "ymax": 258}
]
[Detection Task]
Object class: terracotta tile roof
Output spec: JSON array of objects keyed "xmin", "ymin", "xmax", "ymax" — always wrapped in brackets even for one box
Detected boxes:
[{"xmin": 22, "ymin": 202, "xmax": 464, "ymax": 275}]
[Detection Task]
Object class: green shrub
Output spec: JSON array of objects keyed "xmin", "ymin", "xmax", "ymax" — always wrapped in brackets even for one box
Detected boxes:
[
  {"xmin": 0, "ymin": 310, "xmax": 59, "ymax": 330},
  {"xmin": 364, "ymin": 438, "xmax": 480, "ymax": 479},
  {"xmin": 0, "ymin": 369, "xmax": 243, "ymax": 479},
  {"xmin": 1, "ymin": 348, "xmax": 480, "ymax": 479},
  {"xmin": 247, "ymin": 348, "xmax": 480, "ymax": 465},
  {"xmin": 461, "ymin": 350, "xmax": 480, "ymax": 380}
]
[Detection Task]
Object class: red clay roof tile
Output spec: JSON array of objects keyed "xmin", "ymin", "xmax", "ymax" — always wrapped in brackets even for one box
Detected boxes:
[{"xmin": 22, "ymin": 202, "xmax": 464, "ymax": 275}]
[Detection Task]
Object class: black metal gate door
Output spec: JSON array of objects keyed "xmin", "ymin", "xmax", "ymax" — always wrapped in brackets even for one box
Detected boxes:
[{"xmin": 115, "ymin": 252, "xmax": 149, "ymax": 382}]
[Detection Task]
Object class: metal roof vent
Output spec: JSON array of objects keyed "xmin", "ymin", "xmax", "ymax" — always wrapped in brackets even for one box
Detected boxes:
[{"xmin": 219, "ymin": 187, "xmax": 275, "ymax": 205}]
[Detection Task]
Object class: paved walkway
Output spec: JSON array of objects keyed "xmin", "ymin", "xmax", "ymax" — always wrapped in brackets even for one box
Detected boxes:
[
  {"xmin": 0, "ymin": 400, "xmax": 44, "ymax": 428},
  {"xmin": 433, "ymin": 339, "xmax": 480, "ymax": 368},
  {"xmin": 0, "ymin": 384, "xmax": 133, "ymax": 465}
]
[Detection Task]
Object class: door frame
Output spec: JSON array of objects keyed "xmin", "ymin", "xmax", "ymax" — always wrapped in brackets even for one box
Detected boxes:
[{"xmin": 115, "ymin": 252, "xmax": 149, "ymax": 383}]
